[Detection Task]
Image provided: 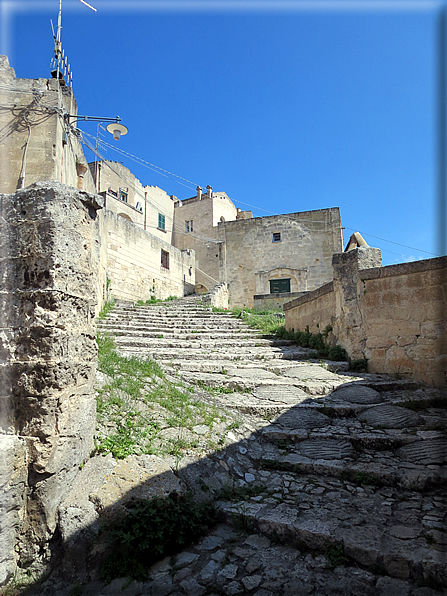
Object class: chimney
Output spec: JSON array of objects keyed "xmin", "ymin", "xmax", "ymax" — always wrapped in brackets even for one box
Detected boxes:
[
  {"xmin": 206, "ymin": 185, "xmax": 212, "ymax": 198},
  {"xmin": 196, "ymin": 186, "xmax": 202, "ymax": 200}
]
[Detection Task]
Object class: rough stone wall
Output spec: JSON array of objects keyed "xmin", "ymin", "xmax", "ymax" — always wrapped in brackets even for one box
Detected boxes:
[
  {"xmin": 173, "ymin": 197, "xmax": 220, "ymax": 286},
  {"xmin": 0, "ymin": 182, "xmax": 101, "ymax": 581},
  {"xmin": 284, "ymin": 250, "xmax": 447, "ymax": 387},
  {"xmin": 0, "ymin": 55, "xmax": 95, "ymax": 195},
  {"xmin": 359, "ymin": 256, "xmax": 446, "ymax": 386},
  {"xmin": 254, "ymin": 291, "xmax": 309, "ymax": 312},
  {"xmin": 201, "ymin": 283, "xmax": 229, "ymax": 309},
  {"xmin": 103, "ymin": 210, "xmax": 195, "ymax": 302},
  {"xmin": 219, "ymin": 208, "xmax": 343, "ymax": 308},
  {"xmin": 331, "ymin": 247, "xmax": 383, "ymax": 360}
]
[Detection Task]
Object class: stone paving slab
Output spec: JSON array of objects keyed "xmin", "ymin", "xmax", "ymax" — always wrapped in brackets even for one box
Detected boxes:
[{"xmin": 67, "ymin": 297, "xmax": 447, "ymax": 596}]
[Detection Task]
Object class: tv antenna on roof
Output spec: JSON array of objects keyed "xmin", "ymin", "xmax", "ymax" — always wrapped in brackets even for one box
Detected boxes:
[{"xmin": 50, "ymin": 0, "xmax": 97, "ymax": 86}]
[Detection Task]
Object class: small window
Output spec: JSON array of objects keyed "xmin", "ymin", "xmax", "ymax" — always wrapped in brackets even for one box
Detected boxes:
[
  {"xmin": 185, "ymin": 220, "xmax": 193, "ymax": 233},
  {"xmin": 161, "ymin": 249, "xmax": 169, "ymax": 269},
  {"xmin": 158, "ymin": 213, "xmax": 166, "ymax": 231},
  {"xmin": 272, "ymin": 232, "xmax": 281, "ymax": 243},
  {"xmin": 119, "ymin": 189, "xmax": 128, "ymax": 203}
]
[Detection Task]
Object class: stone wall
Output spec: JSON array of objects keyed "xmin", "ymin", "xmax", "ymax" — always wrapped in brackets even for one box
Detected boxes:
[
  {"xmin": 0, "ymin": 182, "xmax": 101, "ymax": 582},
  {"xmin": 219, "ymin": 208, "xmax": 343, "ymax": 308},
  {"xmin": 357, "ymin": 256, "xmax": 446, "ymax": 386},
  {"xmin": 201, "ymin": 283, "xmax": 229, "ymax": 309},
  {"xmin": 0, "ymin": 55, "xmax": 95, "ymax": 196},
  {"xmin": 284, "ymin": 249, "xmax": 447, "ymax": 387},
  {"xmin": 172, "ymin": 192, "xmax": 238, "ymax": 288},
  {"xmin": 103, "ymin": 210, "xmax": 195, "ymax": 303},
  {"xmin": 254, "ymin": 291, "xmax": 310, "ymax": 312}
]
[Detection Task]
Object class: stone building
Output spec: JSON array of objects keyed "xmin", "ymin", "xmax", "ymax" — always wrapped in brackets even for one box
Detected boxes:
[
  {"xmin": 172, "ymin": 186, "xmax": 246, "ymax": 292},
  {"xmin": 0, "ymin": 55, "xmax": 95, "ymax": 195},
  {"xmin": 0, "ymin": 55, "xmax": 195, "ymax": 307},
  {"xmin": 172, "ymin": 185, "xmax": 343, "ymax": 308},
  {"xmin": 89, "ymin": 160, "xmax": 177, "ymax": 244}
]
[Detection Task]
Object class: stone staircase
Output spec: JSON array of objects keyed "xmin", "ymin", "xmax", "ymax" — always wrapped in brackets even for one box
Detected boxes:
[{"xmin": 94, "ymin": 296, "xmax": 447, "ymax": 595}]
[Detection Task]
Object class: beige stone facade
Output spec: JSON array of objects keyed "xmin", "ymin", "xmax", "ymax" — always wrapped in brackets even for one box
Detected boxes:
[
  {"xmin": 101, "ymin": 210, "xmax": 195, "ymax": 303},
  {"xmin": 172, "ymin": 188, "xmax": 238, "ymax": 290},
  {"xmin": 284, "ymin": 249, "xmax": 447, "ymax": 388},
  {"xmin": 0, "ymin": 56, "xmax": 95, "ymax": 195},
  {"xmin": 90, "ymin": 160, "xmax": 176, "ymax": 244},
  {"xmin": 218, "ymin": 208, "xmax": 344, "ymax": 308}
]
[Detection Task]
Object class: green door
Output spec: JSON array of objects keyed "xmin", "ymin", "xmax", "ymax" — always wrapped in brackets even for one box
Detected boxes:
[{"xmin": 270, "ymin": 278, "xmax": 291, "ymax": 294}]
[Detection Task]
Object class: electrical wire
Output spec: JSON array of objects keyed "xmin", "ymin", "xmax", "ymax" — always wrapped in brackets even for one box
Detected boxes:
[
  {"xmin": 80, "ymin": 133, "xmax": 223, "ymax": 245},
  {"xmin": 79, "ymin": 129, "xmax": 439, "ymax": 259},
  {"xmin": 19, "ymin": 119, "xmax": 31, "ymax": 188}
]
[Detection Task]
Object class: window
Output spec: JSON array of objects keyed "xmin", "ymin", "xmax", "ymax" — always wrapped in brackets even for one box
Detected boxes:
[
  {"xmin": 158, "ymin": 213, "xmax": 166, "ymax": 231},
  {"xmin": 270, "ymin": 278, "xmax": 290, "ymax": 294},
  {"xmin": 272, "ymin": 232, "xmax": 281, "ymax": 243},
  {"xmin": 185, "ymin": 220, "xmax": 193, "ymax": 233},
  {"xmin": 161, "ymin": 249, "xmax": 169, "ymax": 269},
  {"xmin": 119, "ymin": 189, "xmax": 128, "ymax": 203}
]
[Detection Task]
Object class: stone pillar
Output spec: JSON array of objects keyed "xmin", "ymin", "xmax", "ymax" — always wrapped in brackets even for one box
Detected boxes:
[
  {"xmin": 332, "ymin": 247, "xmax": 382, "ymax": 360},
  {"xmin": 0, "ymin": 182, "xmax": 103, "ymax": 582}
]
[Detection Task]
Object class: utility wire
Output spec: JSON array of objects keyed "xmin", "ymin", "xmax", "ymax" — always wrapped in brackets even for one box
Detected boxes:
[
  {"xmin": 80, "ymin": 134, "xmax": 223, "ymax": 245},
  {"xmin": 80, "ymin": 129, "xmax": 438, "ymax": 259}
]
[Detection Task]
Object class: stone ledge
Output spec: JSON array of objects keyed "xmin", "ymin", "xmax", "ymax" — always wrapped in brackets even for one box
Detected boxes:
[
  {"xmin": 360, "ymin": 255, "xmax": 447, "ymax": 281},
  {"xmin": 283, "ymin": 282, "xmax": 334, "ymax": 311}
]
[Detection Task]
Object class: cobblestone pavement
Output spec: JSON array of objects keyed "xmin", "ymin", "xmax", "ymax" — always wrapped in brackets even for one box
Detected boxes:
[{"xmin": 27, "ymin": 296, "xmax": 447, "ymax": 596}]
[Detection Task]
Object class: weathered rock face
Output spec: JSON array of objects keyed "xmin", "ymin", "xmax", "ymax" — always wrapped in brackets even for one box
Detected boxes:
[{"xmin": 0, "ymin": 182, "xmax": 102, "ymax": 582}]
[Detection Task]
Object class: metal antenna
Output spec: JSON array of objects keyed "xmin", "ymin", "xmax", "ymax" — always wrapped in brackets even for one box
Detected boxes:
[{"xmin": 50, "ymin": 0, "xmax": 97, "ymax": 83}]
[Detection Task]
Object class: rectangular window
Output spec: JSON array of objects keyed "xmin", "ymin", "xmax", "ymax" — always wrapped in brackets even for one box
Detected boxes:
[
  {"xmin": 272, "ymin": 232, "xmax": 281, "ymax": 243},
  {"xmin": 161, "ymin": 249, "xmax": 169, "ymax": 269},
  {"xmin": 158, "ymin": 213, "xmax": 166, "ymax": 231},
  {"xmin": 185, "ymin": 220, "xmax": 194, "ymax": 233},
  {"xmin": 119, "ymin": 189, "xmax": 128, "ymax": 203},
  {"xmin": 270, "ymin": 278, "xmax": 290, "ymax": 294}
]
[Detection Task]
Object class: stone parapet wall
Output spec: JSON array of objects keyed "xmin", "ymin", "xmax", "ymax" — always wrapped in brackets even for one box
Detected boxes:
[
  {"xmin": 283, "ymin": 283, "xmax": 335, "ymax": 330},
  {"xmin": 201, "ymin": 283, "xmax": 229, "ymax": 309},
  {"xmin": 103, "ymin": 211, "xmax": 195, "ymax": 303},
  {"xmin": 254, "ymin": 291, "xmax": 309, "ymax": 312},
  {"xmin": 358, "ymin": 256, "xmax": 446, "ymax": 386},
  {"xmin": 0, "ymin": 182, "xmax": 102, "ymax": 581},
  {"xmin": 284, "ymin": 249, "xmax": 447, "ymax": 387}
]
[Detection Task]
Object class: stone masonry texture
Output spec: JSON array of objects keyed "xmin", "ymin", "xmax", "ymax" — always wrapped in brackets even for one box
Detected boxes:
[
  {"xmin": 284, "ymin": 248, "xmax": 447, "ymax": 388},
  {"xmin": 219, "ymin": 208, "xmax": 343, "ymax": 308},
  {"xmin": 0, "ymin": 182, "xmax": 102, "ymax": 580}
]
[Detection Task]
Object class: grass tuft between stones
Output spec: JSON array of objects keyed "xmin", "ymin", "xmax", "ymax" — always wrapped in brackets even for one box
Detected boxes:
[
  {"xmin": 101, "ymin": 493, "xmax": 218, "ymax": 584},
  {"xmin": 95, "ymin": 332, "xmax": 231, "ymax": 460}
]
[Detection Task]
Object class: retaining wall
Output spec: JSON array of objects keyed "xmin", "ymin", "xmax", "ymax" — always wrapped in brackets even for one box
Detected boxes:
[{"xmin": 284, "ymin": 249, "xmax": 447, "ymax": 387}]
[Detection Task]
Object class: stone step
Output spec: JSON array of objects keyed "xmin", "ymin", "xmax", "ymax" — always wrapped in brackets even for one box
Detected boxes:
[
  {"xmin": 98, "ymin": 320, "xmax": 258, "ymax": 330},
  {"xmin": 119, "ymin": 345, "xmax": 312, "ymax": 361},
  {"xmin": 100, "ymin": 328, "xmax": 257, "ymax": 338},
  {"xmin": 100, "ymin": 331, "xmax": 266, "ymax": 342},
  {"xmin": 257, "ymin": 438, "xmax": 446, "ymax": 491},
  {"xmin": 218, "ymin": 475, "xmax": 447, "ymax": 586},
  {"xmin": 112, "ymin": 338, "xmax": 293, "ymax": 351},
  {"xmin": 109, "ymin": 307, "xmax": 234, "ymax": 317}
]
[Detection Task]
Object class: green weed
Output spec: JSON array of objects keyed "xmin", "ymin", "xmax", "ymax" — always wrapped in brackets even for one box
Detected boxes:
[
  {"xmin": 95, "ymin": 333, "xmax": 225, "ymax": 460},
  {"xmin": 325, "ymin": 543, "xmax": 349, "ymax": 569},
  {"xmin": 98, "ymin": 298, "xmax": 115, "ymax": 320},
  {"xmin": 101, "ymin": 493, "xmax": 218, "ymax": 583}
]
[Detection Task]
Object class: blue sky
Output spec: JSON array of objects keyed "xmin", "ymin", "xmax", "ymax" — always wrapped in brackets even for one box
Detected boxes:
[{"xmin": 2, "ymin": 0, "xmax": 445, "ymax": 265}]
